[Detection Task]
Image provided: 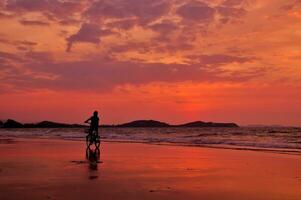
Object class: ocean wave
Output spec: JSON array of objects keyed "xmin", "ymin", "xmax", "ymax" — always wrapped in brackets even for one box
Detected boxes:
[{"xmin": 0, "ymin": 127, "xmax": 301, "ymax": 153}]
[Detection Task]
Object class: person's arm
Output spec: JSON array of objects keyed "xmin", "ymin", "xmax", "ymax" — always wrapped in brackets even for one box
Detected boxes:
[{"xmin": 84, "ymin": 117, "xmax": 91, "ymax": 123}]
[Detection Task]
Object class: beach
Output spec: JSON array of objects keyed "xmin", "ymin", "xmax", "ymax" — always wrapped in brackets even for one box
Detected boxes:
[{"xmin": 0, "ymin": 138, "xmax": 301, "ymax": 200}]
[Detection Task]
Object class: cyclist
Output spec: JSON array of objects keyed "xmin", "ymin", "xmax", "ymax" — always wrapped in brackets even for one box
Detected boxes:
[{"xmin": 85, "ymin": 111, "xmax": 99, "ymax": 137}]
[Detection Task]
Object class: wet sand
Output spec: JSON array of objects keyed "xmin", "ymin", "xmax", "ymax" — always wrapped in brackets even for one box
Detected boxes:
[{"xmin": 0, "ymin": 138, "xmax": 301, "ymax": 200}]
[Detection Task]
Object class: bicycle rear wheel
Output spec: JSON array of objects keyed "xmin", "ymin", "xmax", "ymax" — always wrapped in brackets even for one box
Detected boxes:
[
  {"xmin": 95, "ymin": 140, "xmax": 100, "ymax": 149},
  {"xmin": 86, "ymin": 135, "xmax": 92, "ymax": 147}
]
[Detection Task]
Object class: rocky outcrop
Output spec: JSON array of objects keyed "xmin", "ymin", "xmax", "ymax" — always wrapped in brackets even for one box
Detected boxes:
[
  {"xmin": 117, "ymin": 120, "xmax": 170, "ymax": 127},
  {"xmin": 3, "ymin": 119, "xmax": 24, "ymax": 128},
  {"xmin": 0, "ymin": 119, "xmax": 239, "ymax": 128},
  {"xmin": 178, "ymin": 121, "xmax": 239, "ymax": 128}
]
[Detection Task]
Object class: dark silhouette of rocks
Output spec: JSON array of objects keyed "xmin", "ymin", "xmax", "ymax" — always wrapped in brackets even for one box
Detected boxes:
[
  {"xmin": 1, "ymin": 119, "xmax": 86, "ymax": 128},
  {"xmin": 117, "ymin": 120, "xmax": 170, "ymax": 127},
  {"xmin": 24, "ymin": 121, "xmax": 70, "ymax": 128},
  {"xmin": 178, "ymin": 121, "xmax": 239, "ymax": 127},
  {"xmin": 24, "ymin": 121, "xmax": 86, "ymax": 128},
  {"xmin": 0, "ymin": 119, "xmax": 239, "ymax": 128},
  {"xmin": 3, "ymin": 119, "xmax": 24, "ymax": 128},
  {"xmin": 0, "ymin": 121, "xmax": 3, "ymax": 128},
  {"xmin": 117, "ymin": 120, "xmax": 239, "ymax": 127}
]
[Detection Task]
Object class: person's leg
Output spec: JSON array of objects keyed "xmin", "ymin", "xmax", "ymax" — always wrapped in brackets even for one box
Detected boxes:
[
  {"xmin": 95, "ymin": 127, "xmax": 99, "ymax": 137},
  {"xmin": 89, "ymin": 126, "xmax": 93, "ymax": 135},
  {"xmin": 87, "ymin": 126, "xmax": 93, "ymax": 141}
]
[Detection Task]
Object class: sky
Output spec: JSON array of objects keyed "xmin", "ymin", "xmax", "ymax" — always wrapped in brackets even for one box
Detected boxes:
[{"xmin": 0, "ymin": 0, "xmax": 301, "ymax": 125}]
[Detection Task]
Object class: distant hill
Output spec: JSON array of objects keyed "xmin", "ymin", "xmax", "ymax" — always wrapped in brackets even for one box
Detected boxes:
[
  {"xmin": 178, "ymin": 121, "xmax": 239, "ymax": 128},
  {"xmin": 117, "ymin": 120, "xmax": 170, "ymax": 127},
  {"xmin": 3, "ymin": 119, "xmax": 24, "ymax": 128},
  {"xmin": 24, "ymin": 121, "xmax": 85, "ymax": 128},
  {"xmin": 1, "ymin": 119, "xmax": 86, "ymax": 128},
  {"xmin": 117, "ymin": 120, "xmax": 239, "ymax": 128},
  {"xmin": 0, "ymin": 119, "xmax": 239, "ymax": 128}
]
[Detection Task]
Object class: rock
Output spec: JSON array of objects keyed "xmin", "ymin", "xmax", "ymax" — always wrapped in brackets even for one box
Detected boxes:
[
  {"xmin": 117, "ymin": 120, "xmax": 170, "ymax": 127},
  {"xmin": 23, "ymin": 121, "xmax": 86, "ymax": 128},
  {"xmin": 178, "ymin": 121, "xmax": 239, "ymax": 128},
  {"xmin": 3, "ymin": 119, "xmax": 24, "ymax": 128}
]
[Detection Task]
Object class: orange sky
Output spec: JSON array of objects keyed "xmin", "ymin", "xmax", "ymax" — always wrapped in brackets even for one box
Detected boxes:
[{"xmin": 0, "ymin": 0, "xmax": 301, "ymax": 125}]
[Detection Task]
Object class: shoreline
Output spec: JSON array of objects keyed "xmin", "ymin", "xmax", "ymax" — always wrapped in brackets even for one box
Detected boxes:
[
  {"xmin": 1, "ymin": 136, "xmax": 301, "ymax": 156},
  {"xmin": 1, "ymin": 126, "xmax": 301, "ymax": 154}
]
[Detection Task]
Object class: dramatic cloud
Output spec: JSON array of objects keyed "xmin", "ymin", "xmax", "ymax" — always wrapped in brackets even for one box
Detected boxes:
[
  {"xmin": 0, "ymin": 49, "xmax": 261, "ymax": 94},
  {"xmin": 106, "ymin": 19, "xmax": 138, "ymax": 30},
  {"xmin": 85, "ymin": 0, "xmax": 171, "ymax": 25},
  {"xmin": 149, "ymin": 20, "xmax": 178, "ymax": 34},
  {"xmin": 6, "ymin": 0, "xmax": 50, "ymax": 11},
  {"xmin": 176, "ymin": 1, "xmax": 215, "ymax": 22},
  {"xmin": 66, "ymin": 23, "xmax": 113, "ymax": 52},
  {"xmin": 5, "ymin": 0, "xmax": 85, "ymax": 21}
]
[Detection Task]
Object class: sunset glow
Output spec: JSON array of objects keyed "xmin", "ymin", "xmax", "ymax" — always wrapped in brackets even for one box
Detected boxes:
[{"xmin": 0, "ymin": 0, "xmax": 301, "ymax": 125}]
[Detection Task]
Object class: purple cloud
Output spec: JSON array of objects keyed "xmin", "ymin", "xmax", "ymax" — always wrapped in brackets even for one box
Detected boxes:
[
  {"xmin": 9, "ymin": 59, "xmax": 214, "ymax": 92},
  {"xmin": 6, "ymin": 0, "xmax": 49, "ymax": 11},
  {"xmin": 148, "ymin": 20, "xmax": 178, "ymax": 43},
  {"xmin": 176, "ymin": 1, "xmax": 215, "ymax": 22},
  {"xmin": 58, "ymin": 19, "xmax": 81, "ymax": 26},
  {"xmin": 0, "ymin": 51, "xmax": 23, "ymax": 62},
  {"xmin": 5, "ymin": 0, "xmax": 85, "ymax": 22},
  {"xmin": 0, "ymin": 49, "xmax": 261, "ymax": 94},
  {"xmin": 66, "ymin": 23, "xmax": 113, "ymax": 52},
  {"xmin": 149, "ymin": 20, "xmax": 178, "ymax": 34},
  {"xmin": 0, "ymin": 0, "xmax": 266, "ymax": 94},
  {"xmin": 85, "ymin": 0, "xmax": 171, "ymax": 25},
  {"xmin": 107, "ymin": 19, "xmax": 138, "ymax": 30}
]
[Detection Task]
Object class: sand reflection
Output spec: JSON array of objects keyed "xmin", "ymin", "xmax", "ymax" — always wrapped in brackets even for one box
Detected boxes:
[{"xmin": 86, "ymin": 147, "xmax": 101, "ymax": 171}]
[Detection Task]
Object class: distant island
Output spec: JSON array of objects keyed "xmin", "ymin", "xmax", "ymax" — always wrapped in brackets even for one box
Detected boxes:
[
  {"xmin": 117, "ymin": 120, "xmax": 170, "ymax": 127},
  {"xmin": 0, "ymin": 119, "xmax": 239, "ymax": 128},
  {"xmin": 178, "ymin": 121, "xmax": 239, "ymax": 128},
  {"xmin": 0, "ymin": 119, "xmax": 86, "ymax": 128},
  {"xmin": 116, "ymin": 120, "xmax": 238, "ymax": 128}
]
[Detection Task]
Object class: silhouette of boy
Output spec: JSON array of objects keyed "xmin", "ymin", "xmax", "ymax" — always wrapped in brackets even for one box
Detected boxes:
[{"xmin": 85, "ymin": 111, "xmax": 99, "ymax": 136}]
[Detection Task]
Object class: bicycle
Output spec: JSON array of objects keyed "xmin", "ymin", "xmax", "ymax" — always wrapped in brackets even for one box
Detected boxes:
[{"xmin": 85, "ymin": 124, "xmax": 100, "ymax": 149}]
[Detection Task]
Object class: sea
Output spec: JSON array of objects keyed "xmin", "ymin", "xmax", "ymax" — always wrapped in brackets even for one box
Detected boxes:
[{"xmin": 1, "ymin": 127, "xmax": 301, "ymax": 153}]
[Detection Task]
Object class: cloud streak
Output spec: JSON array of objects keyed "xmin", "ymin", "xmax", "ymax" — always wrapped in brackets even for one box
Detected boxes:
[{"xmin": 19, "ymin": 19, "xmax": 50, "ymax": 26}]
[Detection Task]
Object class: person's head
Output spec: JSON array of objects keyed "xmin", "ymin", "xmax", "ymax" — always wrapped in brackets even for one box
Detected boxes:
[{"xmin": 93, "ymin": 111, "xmax": 98, "ymax": 116}]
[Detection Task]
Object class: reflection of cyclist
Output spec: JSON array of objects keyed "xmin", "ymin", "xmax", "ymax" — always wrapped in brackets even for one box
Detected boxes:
[{"xmin": 85, "ymin": 111, "xmax": 99, "ymax": 136}]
